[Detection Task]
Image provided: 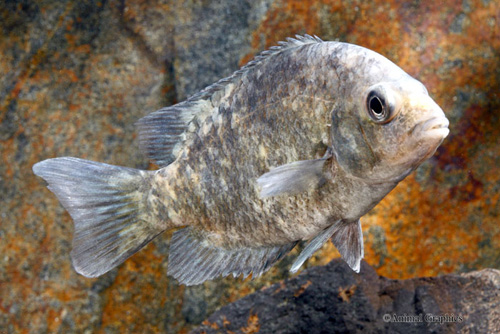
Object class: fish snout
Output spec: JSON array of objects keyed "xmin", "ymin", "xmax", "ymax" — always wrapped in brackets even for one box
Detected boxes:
[{"xmin": 408, "ymin": 94, "xmax": 450, "ymax": 141}]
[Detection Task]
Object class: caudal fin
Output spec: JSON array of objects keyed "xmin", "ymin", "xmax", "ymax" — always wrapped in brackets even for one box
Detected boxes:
[{"xmin": 33, "ymin": 157, "xmax": 165, "ymax": 277}]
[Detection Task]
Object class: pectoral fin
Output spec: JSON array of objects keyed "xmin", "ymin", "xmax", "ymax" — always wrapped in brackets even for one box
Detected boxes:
[{"xmin": 257, "ymin": 158, "xmax": 328, "ymax": 198}]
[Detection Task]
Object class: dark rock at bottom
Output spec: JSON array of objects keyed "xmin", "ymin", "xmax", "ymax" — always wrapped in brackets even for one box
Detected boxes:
[{"xmin": 192, "ymin": 259, "xmax": 500, "ymax": 334}]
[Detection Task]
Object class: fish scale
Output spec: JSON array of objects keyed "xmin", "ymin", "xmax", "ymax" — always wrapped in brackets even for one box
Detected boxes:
[{"xmin": 33, "ymin": 35, "xmax": 449, "ymax": 285}]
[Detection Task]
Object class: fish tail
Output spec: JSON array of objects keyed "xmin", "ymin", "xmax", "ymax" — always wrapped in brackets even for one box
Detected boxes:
[{"xmin": 33, "ymin": 157, "xmax": 166, "ymax": 277}]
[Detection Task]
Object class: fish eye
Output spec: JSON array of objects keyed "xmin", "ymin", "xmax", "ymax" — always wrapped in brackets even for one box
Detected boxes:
[{"xmin": 366, "ymin": 88, "xmax": 395, "ymax": 124}]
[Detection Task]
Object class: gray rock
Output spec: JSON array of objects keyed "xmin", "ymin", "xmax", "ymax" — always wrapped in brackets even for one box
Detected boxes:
[{"xmin": 172, "ymin": 0, "xmax": 273, "ymax": 100}]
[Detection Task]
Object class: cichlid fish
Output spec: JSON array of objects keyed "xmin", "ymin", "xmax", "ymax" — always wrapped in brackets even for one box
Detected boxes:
[{"xmin": 33, "ymin": 35, "xmax": 449, "ymax": 285}]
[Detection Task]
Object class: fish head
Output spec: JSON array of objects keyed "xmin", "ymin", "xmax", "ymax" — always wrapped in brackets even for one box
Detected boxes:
[{"xmin": 331, "ymin": 76, "xmax": 449, "ymax": 183}]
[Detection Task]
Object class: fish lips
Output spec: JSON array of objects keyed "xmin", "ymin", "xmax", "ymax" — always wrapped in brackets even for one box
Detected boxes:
[
  {"xmin": 407, "ymin": 116, "xmax": 449, "ymax": 163},
  {"xmin": 412, "ymin": 116, "xmax": 450, "ymax": 141}
]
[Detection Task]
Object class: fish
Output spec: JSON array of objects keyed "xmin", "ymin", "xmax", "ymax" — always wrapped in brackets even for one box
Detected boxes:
[{"xmin": 33, "ymin": 35, "xmax": 449, "ymax": 286}]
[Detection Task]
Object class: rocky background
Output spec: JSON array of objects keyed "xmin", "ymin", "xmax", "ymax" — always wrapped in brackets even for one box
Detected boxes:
[
  {"xmin": 1, "ymin": 0, "xmax": 499, "ymax": 333},
  {"xmin": 193, "ymin": 260, "xmax": 500, "ymax": 334}
]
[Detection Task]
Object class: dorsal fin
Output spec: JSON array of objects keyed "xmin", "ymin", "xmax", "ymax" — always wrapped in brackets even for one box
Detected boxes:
[
  {"xmin": 136, "ymin": 35, "xmax": 324, "ymax": 167},
  {"xmin": 188, "ymin": 34, "xmax": 324, "ymax": 101},
  {"xmin": 136, "ymin": 101, "xmax": 201, "ymax": 167}
]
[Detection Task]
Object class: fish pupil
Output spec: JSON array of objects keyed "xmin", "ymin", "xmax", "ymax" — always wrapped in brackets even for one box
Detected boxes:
[{"xmin": 370, "ymin": 96, "xmax": 384, "ymax": 117}]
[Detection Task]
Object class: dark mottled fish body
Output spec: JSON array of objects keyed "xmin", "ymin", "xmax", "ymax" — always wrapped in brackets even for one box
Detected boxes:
[
  {"xmin": 33, "ymin": 36, "xmax": 449, "ymax": 285},
  {"xmin": 154, "ymin": 40, "xmax": 402, "ymax": 242}
]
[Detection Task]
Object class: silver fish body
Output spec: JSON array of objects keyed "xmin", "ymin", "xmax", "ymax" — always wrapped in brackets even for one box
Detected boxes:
[{"xmin": 33, "ymin": 35, "xmax": 449, "ymax": 285}]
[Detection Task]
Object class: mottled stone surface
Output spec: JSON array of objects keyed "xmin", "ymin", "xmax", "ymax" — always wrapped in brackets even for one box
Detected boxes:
[
  {"xmin": 193, "ymin": 259, "xmax": 500, "ymax": 334},
  {"xmin": 1, "ymin": 0, "xmax": 500, "ymax": 333},
  {"xmin": 172, "ymin": 0, "xmax": 274, "ymax": 101}
]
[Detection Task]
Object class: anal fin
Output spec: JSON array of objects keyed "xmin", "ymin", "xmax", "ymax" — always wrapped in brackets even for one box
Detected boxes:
[{"xmin": 168, "ymin": 227, "xmax": 298, "ymax": 286}]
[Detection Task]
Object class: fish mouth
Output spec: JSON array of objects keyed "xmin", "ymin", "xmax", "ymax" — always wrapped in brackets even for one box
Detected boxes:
[{"xmin": 414, "ymin": 117, "xmax": 450, "ymax": 140}]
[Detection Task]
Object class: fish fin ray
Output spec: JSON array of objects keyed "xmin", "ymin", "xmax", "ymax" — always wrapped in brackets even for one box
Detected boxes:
[
  {"xmin": 331, "ymin": 220, "xmax": 364, "ymax": 273},
  {"xmin": 168, "ymin": 227, "xmax": 298, "ymax": 286},
  {"xmin": 136, "ymin": 101, "xmax": 201, "ymax": 167},
  {"xmin": 290, "ymin": 221, "xmax": 340, "ymax": 273},
  {"xmin": 257, "ymin": 158, "xmax": 327, "ymax": 198},
  {"xmin": 33, "ymin": 157, "xmax": 166, "ymax": 277}
]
